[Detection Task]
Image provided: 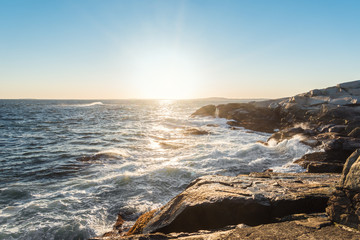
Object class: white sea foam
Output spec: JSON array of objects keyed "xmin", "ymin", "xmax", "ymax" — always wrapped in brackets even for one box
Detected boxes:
[
  {"xmin": 96, "ymin": 149, "xmax": 130, "ymax": 158},
  {"xmin": 80, "ymin": 102, "xmax": 104, "ymax": 107},
  {"xmin": 61, "ymin": 101, "xmax": 104, "ymax": 107}
]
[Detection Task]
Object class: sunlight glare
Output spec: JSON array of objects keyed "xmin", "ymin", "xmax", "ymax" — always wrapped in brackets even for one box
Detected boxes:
[{"xmin": 129, "ymin": 46, "xmax": 203, "ymax": 99}]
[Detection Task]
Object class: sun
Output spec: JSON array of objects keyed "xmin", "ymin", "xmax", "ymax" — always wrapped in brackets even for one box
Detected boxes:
[{"xmin": 128, "ymin": 46, "xmax": 203, "ymax": 99}]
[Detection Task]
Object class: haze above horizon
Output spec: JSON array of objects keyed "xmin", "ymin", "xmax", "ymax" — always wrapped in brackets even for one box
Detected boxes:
[{"xmin": 1, "ymin": 0, "xmax": 359, "ymax": 99}]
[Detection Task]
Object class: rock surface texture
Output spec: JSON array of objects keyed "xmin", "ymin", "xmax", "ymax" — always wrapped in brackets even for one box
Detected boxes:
[
  {"xmin": 92, "ymin": 172, "xmax": 360, "ymax": 240},
  {"xmin": 327, "ymin": 149, "xmax": 360, "ymax": 230},
  {"xmin": 140, "ymin": 173, "xmax": 337, "ymax": 234},
  {"xmin": 192, "ymin": 80, "xmax": 360, "ymax": 172},
  {"xmin": 92, "ymin": 214, "xmax": 360, "ymax": 240},
  {"xmin": 93, "ymin": 172, "xmax": 338, "ymax": 239}
]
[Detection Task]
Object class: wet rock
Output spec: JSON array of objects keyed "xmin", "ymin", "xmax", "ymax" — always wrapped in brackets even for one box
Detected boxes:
[
  {"xmin": 183, "ymin": 128, "xmax": 210, "ymax": 135},
  {"xmin": 306, "ymin": 162, "xmax": 344, "ymax": 173},
  {"xmin": 268, "ymin": 127, "xmax": 316, "ymax": 142},
  {"xmin": 300, "ymin": 139, "xmax": 321, "ymax": 147},
  {"xmin": 326, "ymin": 149, "xmax": 360, "ymax": 230},
  {"xmin": 126, "ymin": 210, "xmax": 157, "ymax": 236},
  {"xmin": 191, "ymin": 105, "xmax": 216, "ymax": 117},
  {"xmin": 206, "ymin": 124, "xmax": 219, "ymax": 127},
  {"xmin": 200, "ymin": 102, "xmax": 282, "ymax": 133},
  {"xmin": 102, "ymin": 214, "xmax": 125, "ymax": 237},
  {"xmin": 294, "ymin": 150, "xmax": 353, "ymax": 173},
  {"xmin": 256, "ymin": 140, "xmax": 268, "ymax": 146},
  {"xmin": 126, "ymin": 173, "xmax": 338, "ymax": 235}
]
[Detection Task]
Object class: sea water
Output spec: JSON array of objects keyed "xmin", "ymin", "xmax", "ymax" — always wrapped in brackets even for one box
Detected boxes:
[{"xmin": 0, "ymin": 99, "xmax": 313, "ymax": 239}]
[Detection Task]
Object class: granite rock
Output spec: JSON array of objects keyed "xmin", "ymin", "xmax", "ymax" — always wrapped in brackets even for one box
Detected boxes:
[
  {"xmin": 129, "ymin": 173, "xmax": 338, "ymax": 234},
  {"xmin": 91, "ymin": 213, "xmax": 359, "ymax": 240},
  {"xmin": 192, "ymin": 80, "xmax": 360, "ymax": 172},
  {"xmin": 326, "ymin": 149, "xmax": 360, "ymax": 230}
]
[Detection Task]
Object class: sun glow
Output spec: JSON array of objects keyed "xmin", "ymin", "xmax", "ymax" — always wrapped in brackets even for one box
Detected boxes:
[{"xmin": 128, "ymin": 46, "xmax": 203, "ymax": 99}]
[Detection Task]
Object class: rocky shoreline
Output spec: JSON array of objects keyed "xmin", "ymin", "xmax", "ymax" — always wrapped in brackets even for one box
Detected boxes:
[
  {"xmin": 193, "ymin": 80, "xmax": 360, "ymax": 173},
  {"xmin": 92, "ymin": 81, "xmax": 360, "ymax": 239}
]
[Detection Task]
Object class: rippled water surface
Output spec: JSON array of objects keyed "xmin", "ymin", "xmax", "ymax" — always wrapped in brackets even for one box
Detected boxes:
[{"xmin": 0, "ymin": 99, "xmax": 312, "ymax": 239}]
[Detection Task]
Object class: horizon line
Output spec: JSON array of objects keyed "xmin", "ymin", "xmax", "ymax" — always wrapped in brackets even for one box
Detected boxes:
[{"xmin": 0, "ymin": 97, "xmax": 271, "ymax": 101}]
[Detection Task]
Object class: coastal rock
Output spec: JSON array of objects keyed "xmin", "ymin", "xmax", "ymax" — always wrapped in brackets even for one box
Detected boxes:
[
  {"xmin": 191, "ymin": 105, "xmax": 216, "ymax": 117},
  {"xmin": 92, "ymin": 214, "xmax": 360, "ymax": 240},
  {"xmin": 268, "ymin": 126, "xmax": 316, "ymax": 142},
  {"xmin": 102, "ymin": 214, "xmax": 125, "ymax": 237},
  {"xmin": 183, "ymin": 128, "xmax": 210, "ymax": 135},
  {"xmin": 326, "ymin": 149, "xmax": 360, "ymax": 230},
  {"xmin": 328, "ymin": 125, "xmax": 347, "ymax": 134},
  {"xmin": 191, "ymin": 80, "xmax": 360, "ymax": 173},
  {"xmin": 217, "ymin": 103, "xmax": 281, "ymax": 133},
  {"xmin": 126, "ymin": 210, "xmax": 157, "ymax": 235},
  {"xmin": 126, "ymin": 173, "xmax": 338, "ymax": 235},
  {"xmin": 191, "ymin": 80, "xmax": 360, "ymax": 131},
  {"xmin": 306, "ymin": 162, "xmax": 344, "ymax": 173},
  {"xmin": 294, "ymin": 151, "xmax": 351, "ymax": 173},
  {"xmin": 348, "ymin": 127, "xmax": 360, "ymax": 138}
]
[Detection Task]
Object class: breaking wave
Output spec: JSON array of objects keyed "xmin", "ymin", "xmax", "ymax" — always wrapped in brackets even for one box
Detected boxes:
[{"xmin": 77, "ymin": 149, "xmax": 130, "ymax": 162}]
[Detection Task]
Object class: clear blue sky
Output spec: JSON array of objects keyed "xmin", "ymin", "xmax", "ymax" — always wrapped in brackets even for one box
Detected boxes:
[{"xmin": 1, "ymin": 0, "xmax": 359, "ymax": 99}]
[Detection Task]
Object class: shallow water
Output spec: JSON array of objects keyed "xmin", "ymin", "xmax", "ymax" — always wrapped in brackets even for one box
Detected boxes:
[{"xmin": 0, "ymin": 99, "xmax": 313, "ymax": 239}]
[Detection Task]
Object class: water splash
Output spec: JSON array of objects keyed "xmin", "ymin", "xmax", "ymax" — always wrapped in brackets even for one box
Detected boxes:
[{"xmin": 215, "ymin": 107, "xmax": 220, "ymax": 118}]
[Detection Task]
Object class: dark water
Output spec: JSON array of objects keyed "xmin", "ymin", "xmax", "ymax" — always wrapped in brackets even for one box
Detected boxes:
[{"xmin": 0, "ymin": 99, "xmax": 311, "ymax": 239}]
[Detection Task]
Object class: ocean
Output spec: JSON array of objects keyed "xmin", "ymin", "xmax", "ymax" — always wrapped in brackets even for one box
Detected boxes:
[{"xmin": 0, "ymin": 99, "xmax": 313, "ymax": 240}]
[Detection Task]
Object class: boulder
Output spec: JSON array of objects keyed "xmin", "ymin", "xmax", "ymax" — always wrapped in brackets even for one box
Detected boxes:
[
  {"xmin": 268, "ymin": 127, "xmax": 316, "ymax": 142},
  {"xmin": 183, "ymin": 128, "xmax": 210, "ymax": 135},
  {"xmin": 306, "ymin": 162, "xmax": 344, "ymax": 173},
  {"xmin": 294, "ymin": 150, "xmax": 353, "ymax": 173},
  {"xmin": 191, "ymin": 105, "xmax": 216, "ymax": 117},
  {"xmin": 326, "ymin": 149, "xmax": 360, "ymax": 230},
  {"xmin": 101, "ymin": 214, "xmax": 125, "ymax": 237},
  {"xmin": 341, "ymin": 150, "xmax": 360, "ymax": 191},
  {"xmin": 127, "ymin": 173, "xmax": 338, "ymax": 235}
]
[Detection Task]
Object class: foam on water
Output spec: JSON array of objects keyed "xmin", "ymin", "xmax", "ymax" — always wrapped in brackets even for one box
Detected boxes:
[
  {"xmin": 0, "ymin": 99, "xmax": 316, "ymax": 240},
  {"xmin": 95, "ymin": 149, "xmax": 130, "ymax": 158},
  {"xmin": 71, "ymin": 101, "xmax": 104, "ymax": 107}
]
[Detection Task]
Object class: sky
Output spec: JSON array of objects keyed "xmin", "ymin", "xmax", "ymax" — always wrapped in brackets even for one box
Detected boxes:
[{"xmin": 1, "ymin": 0, "xmax": 360, "ymax": 99}]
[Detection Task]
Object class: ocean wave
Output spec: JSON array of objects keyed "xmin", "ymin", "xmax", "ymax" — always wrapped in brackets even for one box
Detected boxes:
[
  {"xmin": 77, "ymin": 149, "xmax": 130, "ymax": 162},
  {"xmin": 61, "ymin": 102, "xmax": 104, "ymax": 107},
  {"xmin": 266, "ymin": 135, "xmax": 316, "ymax": 172},
  {"xmin": 82, "ymin": 102, "xmax": 104, "ymax": 107}
]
